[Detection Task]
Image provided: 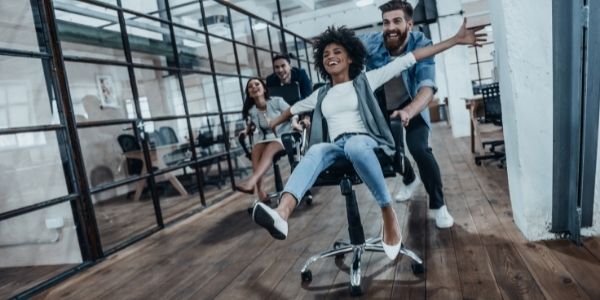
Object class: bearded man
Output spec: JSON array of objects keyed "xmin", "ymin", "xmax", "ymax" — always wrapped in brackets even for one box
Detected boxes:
[{"xmin": 360, "ymin": 0, "xmax": 454, "ymax": 228}]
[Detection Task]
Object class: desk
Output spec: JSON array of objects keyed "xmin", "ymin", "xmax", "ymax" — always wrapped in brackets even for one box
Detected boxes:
[
  {"xmin": 123, "ymin": 144, "xmax": 189, "ymax": 201},
  {"xmin": 463, "ymin": 95, "xmax": 504, "ymax": 154},
  {"xmin": 463, "ymin": 95, "xmax": 484, "ymax": 153}
]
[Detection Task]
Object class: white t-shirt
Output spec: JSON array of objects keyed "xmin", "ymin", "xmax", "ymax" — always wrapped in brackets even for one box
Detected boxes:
[{"xmin": 290, "ymin": 52, "xmax": 416, "ymax": 141}]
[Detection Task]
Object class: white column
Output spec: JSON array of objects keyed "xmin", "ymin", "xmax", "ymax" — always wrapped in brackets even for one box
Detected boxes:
[{"xmin": 488, "ymin": 0, "xmax": 555, "ymax": 240}]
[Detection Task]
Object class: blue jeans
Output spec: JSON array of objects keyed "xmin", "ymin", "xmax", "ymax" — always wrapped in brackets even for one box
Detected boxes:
[{"xmin": 282, "ymin": 134, "xmax": 392, "ymax": 208}]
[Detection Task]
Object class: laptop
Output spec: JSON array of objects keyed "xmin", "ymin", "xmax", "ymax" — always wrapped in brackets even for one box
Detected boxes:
[{"xmin": 269, "ymin": 82, "xmax": 301, "ymax": 106}]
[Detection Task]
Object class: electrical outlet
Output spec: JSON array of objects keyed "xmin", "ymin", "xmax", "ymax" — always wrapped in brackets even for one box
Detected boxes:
[{"xmin": 45, "ymin": 217, "xmax": 64, "ymax": 229}]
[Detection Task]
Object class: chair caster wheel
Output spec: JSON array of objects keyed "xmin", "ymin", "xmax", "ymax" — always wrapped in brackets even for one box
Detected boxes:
[
  {"xmin": 349, "ymin": 285, "xmax": 362, "ymax": 296},
  {"xmin": 333, "ymin": 241, "xmax": 345, "ymax": 258},
  {"xmin": 411, "ymin": 261, "xmax": 425, "ymax": 275},
  {"xmin": 475, "ymin": 160, "xmax": 482, "ymax": 166},
  {"xmin": 301, "ymin": 270, "xmax": 312, "ymax": 282},
  {"xmin": 305, "ymin": 195, "xmax": 313, "ymax": 205}
]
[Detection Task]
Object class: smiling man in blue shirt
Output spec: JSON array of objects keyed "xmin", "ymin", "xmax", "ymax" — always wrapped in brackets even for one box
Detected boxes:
[{"xmin": 360, "ymin": 0, "xmax": 454, "ymax": 228}]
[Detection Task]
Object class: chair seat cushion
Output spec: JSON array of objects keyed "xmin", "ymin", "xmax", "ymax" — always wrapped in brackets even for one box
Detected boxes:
[{"xmin": 315, "ymin": 149, "xmax": 396, "ymax": 186}]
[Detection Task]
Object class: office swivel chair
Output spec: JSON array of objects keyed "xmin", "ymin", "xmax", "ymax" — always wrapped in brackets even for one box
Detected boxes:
[
  {"xmin": 475, "ymin": 83, "xmax": 506, "ymax": 167},
  {"xmin": 296, "ymin": 131, "xmax": 424, "ymax": 296}
]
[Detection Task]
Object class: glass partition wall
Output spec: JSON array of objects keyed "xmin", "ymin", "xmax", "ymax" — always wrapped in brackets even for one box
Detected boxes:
[{"xmin": 0, "ymin": 0, "xmax": 313, "ymax": 298}]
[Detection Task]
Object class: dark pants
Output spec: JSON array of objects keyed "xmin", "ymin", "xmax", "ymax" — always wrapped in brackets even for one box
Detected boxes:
[{"xmin": 388, "ymin": 113, "xmax": 445, "ymax": 209}]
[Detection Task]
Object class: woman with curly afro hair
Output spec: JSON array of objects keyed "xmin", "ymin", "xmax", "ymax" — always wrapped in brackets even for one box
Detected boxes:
[{"xmin": 252, "ymin": 20, "xmax": 485, "ymax": 260}]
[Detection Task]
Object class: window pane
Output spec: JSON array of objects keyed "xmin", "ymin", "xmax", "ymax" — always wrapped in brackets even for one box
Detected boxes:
[
  {"xmin": 202, "ymin": 1, "xmax": 232, "ymax": 39},
  {"xmin": 297, "ymin": 40, "xmax": 308, "ymax": 61},
  {"xmin": 64, "ymin": 62, "xmax": 133, "ymax": 122},
  {"xmin": 0, "ymin": 56, "xmax": 54, "ymax": 129},
  {"xmin": 309, "ymin": 61, "xmax": 320, "ymax": 83},
  {"xmin": 93, "ymin": 179, "xmax": 158, "ymax": 250},
  {"xmin": 54, "ymin": 1, "xmax": 126, "ymax": 61},
  {"xmin": 478, "ymin": 61, "xmax": 495, "ymax": 81},
  {"xmin": 236, "ymin": 44, "xmax": 258, "ymax": 77},
  {"xmin": 79, "ymin": 124, "xmax": 145, "ymax": 187},
  {"xmin": 169, "ymin": 0, "xmax": 203, "ymax": 31},
  {"xmin": 284, "ymin": 32, "xmax": 297, "ymax": 56},
  {"xmin": 230, "ymin": 11, "xmax": 251, "ymax": 44},
  {"xmin": 269, "ymin": 26, "xmax": 283, "ymax": 54},
  {"xmin": 209, "ymin": 37, "xmax": 237, "ymax": 74},
  {"xmin": 251, "ymin": 18, "xmax": 270, "ymax": 50},
  {"xmin": 145, "ymin": 119, "xmax": 192, "ymax": 171},
  {"xmin": 173, "ymin": 26, "xmax": 210, "ymax": 72},
  {"xmin": 0, "ymin": 1, "xmax": 46, "ymax": 52},
  {"xmin": 0, "ymin": 203, "xmax": 81, "ymax": 299},
  {"xmin": 306, "ymin": 44, "xmax": 314, "ymax": 62},
  {"xmin": 216, "ymin": 76, "xmax": 243, "ymax": 113},
  {"xmin": 159, "ymin": 169, "xmax": 201, "ymax": 223},
  {"xmin": 182, "ymin": 73, "xmax": 219, "ymax": 114},
  {"xmin": 120, "ymin": 0, "xmax": 168, "ymax": 20},
  {"xmin": 134, "ymin": 68, "xmax": 184, "ymax": 118},
  {"xmin": 0, "ymin": 131, "xmax": 70, "ymax": 214},
  {"xmin": 124, "ymin": 14, "xmax": 175, "ymax": 68},
  {"xmin": 470, "ymin": 64, "xmax": 480, "ymax": 82},
  {"xmin": 189, "ymin": 116, "xmax": 231, "ymax": 196},
  {"xmin": 478, "ymin": 43, "xmax": 495, "ymax": 62},
  {"xmin": 256, "ymin": 50, "xmax": 273, "ymax": 79}
]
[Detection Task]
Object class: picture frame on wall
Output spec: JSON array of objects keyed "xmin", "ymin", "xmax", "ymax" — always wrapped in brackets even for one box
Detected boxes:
[{"xmin": 96, "ymin": 74, "xmax": 119, "ymax": 108}]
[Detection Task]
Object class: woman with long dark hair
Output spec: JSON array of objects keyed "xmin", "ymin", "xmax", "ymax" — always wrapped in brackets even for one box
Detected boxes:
[
  {"xmin": 251, "ymin": 20, "xmax": 485, "ymax": 260},
  {"xmin": 236, "ymin": 77, "xmax": 301, "ymax": 202}
]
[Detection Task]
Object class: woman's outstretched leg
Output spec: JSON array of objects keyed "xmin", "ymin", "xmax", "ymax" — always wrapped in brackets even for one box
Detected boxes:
[
  {"xmin": 343, "ymin": 135, "xmax": 401, "ymax": 257},
  {"xmin": 236, "ymin": 141, "xmax": 282, "ymax": 193},
  {"xmin": 253, "ymin": 142, "xmax": 344, "ymax": 239}
]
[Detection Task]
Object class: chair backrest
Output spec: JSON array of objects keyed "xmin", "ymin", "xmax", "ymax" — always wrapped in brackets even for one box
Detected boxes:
[
  {"xmin": 270, "ymin": 82, "xmax": 301, "ymax": 106},
  {"xmin": 159, "ymin": 126, "xmax": 179, "ymax": 144},
  {"xmin": 482, "ymin": 82, "xmax": 502, "ymax": 125},
  {"xmin": 117, "ymin": 134, "xmax": 143, "ymax": 175},
  {"xmin": 312, "ymin": 82, "xmax": 326, "ymax": 91},
  {"xmin": 147, "ymin": 131, "xmax": 164, "ymax": 147},
  {"xmin": 196, "ymin": 131, "xmax": 214, "ymax": 147},
  {"xmin": 117, "ymin": 134, "xmax": 141, "ymax": 152}
]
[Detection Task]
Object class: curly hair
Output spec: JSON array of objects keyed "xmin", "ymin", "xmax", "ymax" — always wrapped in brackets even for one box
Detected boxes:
[
  {"xmin": 241, "ymin": 77, "xmax": 270, "ymax": 122},
  {"xmin": 312, "ymin": 26, "xmax": 366, "ymax": 82}
]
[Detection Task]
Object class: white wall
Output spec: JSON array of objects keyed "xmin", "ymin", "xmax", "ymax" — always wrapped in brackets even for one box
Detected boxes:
[
  {"xmin": 488, "ymin": 0, "xmax": 555, "ymax": 240},
  {"xmin": 0, "ymin": 202, "xmax": 82, "ymax": 267}
]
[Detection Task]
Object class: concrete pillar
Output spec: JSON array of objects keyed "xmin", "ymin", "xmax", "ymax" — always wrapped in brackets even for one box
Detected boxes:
[{"xmin": 488, "ymin": 0, "xmax": 555, "ymax": 240}]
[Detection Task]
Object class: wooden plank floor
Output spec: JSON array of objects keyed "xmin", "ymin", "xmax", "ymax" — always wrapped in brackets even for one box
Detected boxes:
[{"xmin": 33, "ymin": 123, "xmax": 600, "ymax": 300}]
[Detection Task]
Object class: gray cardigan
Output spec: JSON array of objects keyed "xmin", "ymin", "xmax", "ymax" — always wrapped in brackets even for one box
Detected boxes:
[
  {"xmin": 308, "ymin": 73, "xmax": 396, "ymax": 156},
  {"xmin": 248, "ymin": 96, "xmax": 294, "ymax": 140}
]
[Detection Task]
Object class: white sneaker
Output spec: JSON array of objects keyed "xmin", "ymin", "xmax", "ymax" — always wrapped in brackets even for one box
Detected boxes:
[
  {"xmin": 429, "ymin": 205, "xmax": 454, "ymax": 229},
  {"xmin": 395, "ymin": 176, "xmax": 421, "ymax": 202}
]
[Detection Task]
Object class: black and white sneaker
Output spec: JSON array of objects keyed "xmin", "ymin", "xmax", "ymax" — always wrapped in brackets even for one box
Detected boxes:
[{"xmin": 252, "ymin": 202, "xmax": 288, "ymax": 240}]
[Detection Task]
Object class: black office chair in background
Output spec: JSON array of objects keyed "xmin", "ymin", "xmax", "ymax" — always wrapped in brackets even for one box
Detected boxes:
[
  {"xmin": 117, "ymin": 134, "xmax": 144, "ymax": 176},
  {"xmin": 475, "ymin": 82, "xmax": 506, "ymax": 166}
]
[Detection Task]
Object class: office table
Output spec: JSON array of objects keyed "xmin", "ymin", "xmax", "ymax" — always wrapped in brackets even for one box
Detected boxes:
[
  {"xmin": 463, "ymin": 95, "xmax": 504, "ymax": 154},
  {"xmin": 123, "ymin": 144, "xmax": 189, "ymax": 201},
  {"xmin": 463, "ymin": 95, "xmax": 484, "ymax": 153}
]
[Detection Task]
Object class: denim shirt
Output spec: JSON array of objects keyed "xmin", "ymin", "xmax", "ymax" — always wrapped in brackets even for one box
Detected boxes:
[{"xmin": 359, "ymin": 31, "xmax": 437, "ymax": 127}]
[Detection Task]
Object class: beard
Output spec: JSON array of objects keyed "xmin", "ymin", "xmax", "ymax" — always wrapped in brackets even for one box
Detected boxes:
[{"xmin": 383, "ymin": 28, "xmax": 409, "ymax": 52}]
